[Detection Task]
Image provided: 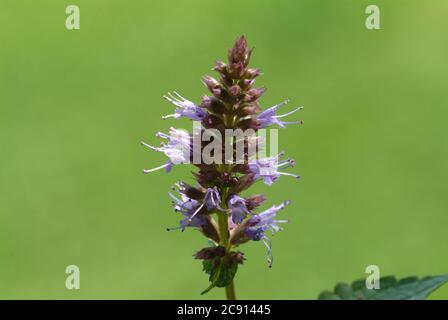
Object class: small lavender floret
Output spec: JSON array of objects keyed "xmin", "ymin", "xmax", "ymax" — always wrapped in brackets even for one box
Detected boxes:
[
  {"xmin": 167, "ymin": 192, "xmax": 207, "ymax": 230},
  {"xmin": 248, "ymin": 152, "xmax": 299, "ymax": 185},
  {"xmin": 203, "ymin": 187, "xmax": 225, "ymax": 211},
  {"xmin": 227, "ymin": 195, "xmax": 250, "ymax": 224},
  {"xmin": 168, "ymin": 187, "xmax": 225, "ymax": 231},
  {"xmin": 245, "ymin": 201, "xmax": 290, "ymax": 240},
  {"xmin": 163, "ymin": 92, "xmax": 208, "ymax": 121},
  {"xmin": 141, "ymin": 127, "xmax": 191, "ymax": 173},
  {"xmin": 257, "ymin": 100, "xmax": 303, "ymax": 128}
]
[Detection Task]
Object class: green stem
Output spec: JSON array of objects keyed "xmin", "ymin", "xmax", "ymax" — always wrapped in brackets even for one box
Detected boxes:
[
  {"xmin": 218, "ymin": 210, "xmax": 230, "ymax": 247},
  {"xmin": 217, "ymin": 187, "xmax": 237, "ymax": 300},
  {"xmin": 218, "ymin": 112, "xmax": 238, "ymax": 300},
  {"xmin": 226, "ymin": 280, "xmax": 236, "ymax": 300}
]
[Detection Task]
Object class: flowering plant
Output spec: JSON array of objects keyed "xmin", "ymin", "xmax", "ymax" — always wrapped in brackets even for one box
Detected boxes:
[{"xmin": 142, "ymin": 36, "xmax": 301, "ymax": 299}]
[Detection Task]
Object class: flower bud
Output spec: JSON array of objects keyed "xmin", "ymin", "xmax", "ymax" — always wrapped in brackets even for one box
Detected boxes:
[
  {"xmin": 245, "ymin": 68, "xmax": 261, "ymax": 79},
  {"xmin": 227, "ymin": 36, "xmax": 252, "ymax": 67},
  {"xmin": 244, "ymin": 87, "xmax": 266, "ymax": 102},
  {"xmin": 176, "ymin": 181, "xmax": 205, "ymax": 200},
  {"xmin": 200, "ymin": 96, "xmax": 227, "ymax": 114},
  {"xmin": 245, "ymin": 194, "xmax": 266, "ymax": 211},
  {"xmin": 202, "ymin": 75, "xmax": 221, "ymax": 93},
  {"xmin": 213, "ymin": 60, "xmax": 227, "ymax": 73},
  {"xmin": 229, "ymin": 251, "xmax": 245, "ymax": 264},
  {"xmin": 229, "ymin": 85, "xmax": 242, "ymax": 97},
  {"xmin": 200, "ymin": 218, "xmax": 221, "ymax": 243}
]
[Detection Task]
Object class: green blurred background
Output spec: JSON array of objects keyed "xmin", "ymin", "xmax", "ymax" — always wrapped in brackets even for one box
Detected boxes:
[{"xmin": 1, "ymin": 0, "xmax": 447, "ymax": 299}]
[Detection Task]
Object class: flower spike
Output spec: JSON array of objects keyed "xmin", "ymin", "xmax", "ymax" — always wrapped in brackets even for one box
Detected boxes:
[{"xmin": 141, "ymin": 36, "xmax": 301, "ymax": 298}]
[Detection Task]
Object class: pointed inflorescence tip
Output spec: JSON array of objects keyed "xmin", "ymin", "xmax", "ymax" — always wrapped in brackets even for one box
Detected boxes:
[
  {"xmin": 236, "ymin": 35, "xmax": 247, "ymax": 46},
  {"xmin": 228, "ymin": 35, "xmax": 251, "ymax": 65}
]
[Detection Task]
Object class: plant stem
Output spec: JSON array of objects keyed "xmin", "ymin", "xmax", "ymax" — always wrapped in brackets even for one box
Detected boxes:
[
  {"xmin": 218, "ymin": 210, "xmax": 230, "ymax": 246},
  {"xmin": 218, "ymin": 187, "xmax": 237, "ymax": 300},
  {"xmin": 226, "ymin": 280, "xmax": 236, "ymax": 300}
]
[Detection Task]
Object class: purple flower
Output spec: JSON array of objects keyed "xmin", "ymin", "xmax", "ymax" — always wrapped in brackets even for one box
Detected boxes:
[
  {"xmin": 245, "ymin": 201, "xmax": 290, "ymax": 267},
  {"xmin": 167, "ymin": 187, "xmax": 225, "ymax": 231},
  {"xmin": 248, "ymin": 152, "xmax": 299, "ymax": 186},
  {"xmin": 167, "ymin": 192, "xmax": 208, "ymax": 231},
  {"xmin": 162, "ymin": 91, "xmax": 208, "ymax": 121},
  {"xmin": 203, "ymin": 187, "xmax": 225, "ymax": 211},
  {"xmin": 245, "ymin": 201, "xmax": 290, "ymax": 240},
  {"xmin": 141, "ymin": 127, "xmax": 191, "ymax": 173},
  {"xmin": 227, "ymin": 195, "xmax": 250, "ymax": 224},
  {"xmin": 257, "ymin": 99, "xmax": 303, "ymax": 128}
]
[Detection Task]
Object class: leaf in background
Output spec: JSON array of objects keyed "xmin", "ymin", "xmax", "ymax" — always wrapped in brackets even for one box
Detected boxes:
[{"xmin": 318, "ymin": 274, "xmax": 448, "ymax": 300}]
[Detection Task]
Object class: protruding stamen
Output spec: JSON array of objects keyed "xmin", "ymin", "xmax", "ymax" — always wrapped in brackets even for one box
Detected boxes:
[
  {"xmin": 143, "ymin": 163, "xmax": 170, "ymax": 173},
  {"xmin": 277, "ymin": 159, "xmax": 295, "ymax": 169},
  {"xmin": 262, "ymin": 236, "xmax": 273, "ymax": 268},
  {"xmin": 273, "ymin": 106, "xmax": 303, "ymax": 118},
  {"xmin": 187, "ymin": 202, "xmax": 205, "ymax": 224},
  {"xmin": 168, "ymin": 192, "xmax": 182, "ymax": 205},
  {"xmin": 141, "ymin": 141, "xmax": 160, "ymax": 151},
  {"xmin": 164, "ymin": 91, "xmax": 192, "ymax": 109},
  {"xmin": 270, "ymin": 99, "xmax": 289, "ymax": 111},
  {"xmin": 278, "ymin": 172, "xmax": 300, "ymax": 179},
  {"xmin": 167, "ymin": 226, "xmax": 183, "ymax": 232},
  {"xmin": 281, "ymin": 121, "xmax": 302, "ymax": 125},
  {"xmin": 156, "ymin": 132, "xmax": 170, "ymax": 139},
  {"xmin": 173, "ymin": 91, "xmax": 188, "ymax": 101}
]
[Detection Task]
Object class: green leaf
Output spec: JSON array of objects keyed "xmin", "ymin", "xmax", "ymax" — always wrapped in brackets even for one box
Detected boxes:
[
  {"xmin": 212, "ymin": 260, "xmax": 238, "ymax": 288},
  {"xmin": 202, "ymin": 259, "xmax": 215, "ymax": 275},
  {"xmin": 318, "ymin": 274, "xmax": 448, "ymax": 300},
  {"xmin": 201, "ymin": 257, "xmax": 238, "ymax": 295}
]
